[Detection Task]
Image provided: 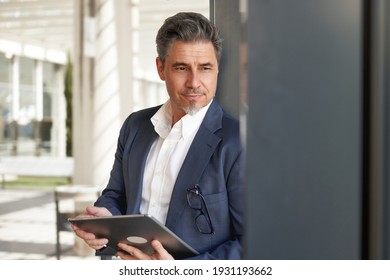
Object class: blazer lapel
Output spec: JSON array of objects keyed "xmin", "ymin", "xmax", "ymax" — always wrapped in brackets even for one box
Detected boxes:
[
  {"xmin": 165, "ymin": 100, "xmax": 223, "ymax": 228},
  {"xmin": 126, "ymin": 119, "xmax": 157, "ymax": 214}
]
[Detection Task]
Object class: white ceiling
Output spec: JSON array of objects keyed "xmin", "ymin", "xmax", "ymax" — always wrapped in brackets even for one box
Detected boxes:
[
  {"xmin": 0, "ymin": 0, "xmax": 208, "ymax": 64},
  {"xmin": 0, "ymin": 0, "xmax": 74, "ymax": 52}
]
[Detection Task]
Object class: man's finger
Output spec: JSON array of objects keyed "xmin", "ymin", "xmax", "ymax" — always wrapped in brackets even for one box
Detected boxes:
[
  {"xmin": 151, "ymin": 240, "xmax": 174, "ymax": 260},
  {"xmin": 117, "ymin": 243, "xmax": 149, "ymax": 260}
]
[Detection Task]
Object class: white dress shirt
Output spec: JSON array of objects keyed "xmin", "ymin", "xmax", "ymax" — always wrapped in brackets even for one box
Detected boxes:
[{"xmin": 140, "ymin": 99, "xmax": 212, "ymax": 224}]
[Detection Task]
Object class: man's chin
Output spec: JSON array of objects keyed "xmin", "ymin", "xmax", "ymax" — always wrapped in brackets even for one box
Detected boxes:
[
  {"xmin": 182, "ymin": 101, "xmax": 202, "ymax": 116},
  {"xmin": 183, "ymin": 106, "xmax": 200, "ymax": 116}
]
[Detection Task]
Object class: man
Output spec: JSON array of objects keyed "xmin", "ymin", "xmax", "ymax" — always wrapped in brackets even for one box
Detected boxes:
[{"xmin": 72, "ymin": 12, "xmax": 243, "ymax": 260}]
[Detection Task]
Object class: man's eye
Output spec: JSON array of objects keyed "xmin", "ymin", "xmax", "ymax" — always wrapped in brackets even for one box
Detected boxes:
[
  {"xmin": 201, "ymin": 66, "xmax": 212, "ymax": 71},
  {"xmin": 175, "ymin": 67, "xmax": 186, "ymax": 71}
]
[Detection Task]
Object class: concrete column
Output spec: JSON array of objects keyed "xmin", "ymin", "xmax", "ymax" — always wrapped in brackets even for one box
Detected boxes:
[
  {"xmin": 73, "ymin": 0, "xmax": 135, "ymax": 187},
  {"xmin": 52, "ymin": 65, "xmax": 66, "ymax": 158},
  {"xmin": 73, "ymin": 0, "xmax": 94, "ymax": 184}
]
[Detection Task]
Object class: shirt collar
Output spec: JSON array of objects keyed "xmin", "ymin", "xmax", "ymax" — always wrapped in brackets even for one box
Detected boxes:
[{"xmin": 151, "ymin": 99, "xmax": 213, "ymax": 139}]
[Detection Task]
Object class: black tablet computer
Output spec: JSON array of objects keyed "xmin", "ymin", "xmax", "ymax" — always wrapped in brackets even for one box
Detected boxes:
[{"xmin": 68, "ymin": 214, "xmax": 198, "ymax": 259}]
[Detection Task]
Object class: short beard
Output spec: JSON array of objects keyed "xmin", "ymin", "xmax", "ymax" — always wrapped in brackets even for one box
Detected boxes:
[
  {"xmin": 179, "ymin": 89, "xmax": 208, "ymax": 115},
  {"xmin": 182, "ymin": 100, "xmax": 200, "ymax": 116}
]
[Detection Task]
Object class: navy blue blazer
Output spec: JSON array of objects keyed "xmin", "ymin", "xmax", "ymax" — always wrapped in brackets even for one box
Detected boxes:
[{"xmin": 94, "ymin": 100, "xmax": 243, "ymax": 259}]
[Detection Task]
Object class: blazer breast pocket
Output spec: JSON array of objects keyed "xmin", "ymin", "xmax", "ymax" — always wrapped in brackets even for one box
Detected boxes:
[{"xmin": 201, "ymin": 190, "xmax": 230, "ymax": 230}]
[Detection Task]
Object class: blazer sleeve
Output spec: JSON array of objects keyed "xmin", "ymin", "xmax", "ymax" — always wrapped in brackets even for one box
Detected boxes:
[
  {"xmin": 94, "ymin": 114, "xmax": 136, "ymax": 215},
  {"xmin": 94, "ymin": 106, "xmax": 159, "ymax": 215}
]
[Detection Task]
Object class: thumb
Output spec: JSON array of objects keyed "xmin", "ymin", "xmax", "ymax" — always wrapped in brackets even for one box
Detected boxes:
[{"xmin": 85, "ymin": 206, "xmax": 112, "ymax": 217}]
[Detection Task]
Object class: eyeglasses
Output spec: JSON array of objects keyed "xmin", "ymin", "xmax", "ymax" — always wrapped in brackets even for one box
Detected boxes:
[{"xmin": 186, "ymin": 185, "xmax": 215, "ymax": 234}]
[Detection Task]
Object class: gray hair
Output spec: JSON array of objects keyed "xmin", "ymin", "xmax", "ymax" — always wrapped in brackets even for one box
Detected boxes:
[{"xmin": 156, "ymin": 12, "xmax": 223, "ymax": 65}]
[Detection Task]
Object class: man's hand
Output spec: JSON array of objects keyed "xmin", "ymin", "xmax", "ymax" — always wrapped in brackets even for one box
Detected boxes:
[
  {"xmin": 70, "ymin": 206, "xmax": 112, "ymax": 250},
  {"xmin": 117, "ymin": 240, "xmax": 174, "ymax": 260}
]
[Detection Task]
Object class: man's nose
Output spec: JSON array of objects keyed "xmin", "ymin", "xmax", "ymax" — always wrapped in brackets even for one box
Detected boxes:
[{"xmin": 185, "ymin": 71, "xmax": 201, "ymax": 88}]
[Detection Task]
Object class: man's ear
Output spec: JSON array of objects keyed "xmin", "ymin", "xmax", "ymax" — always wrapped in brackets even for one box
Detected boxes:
[{"xmin": 156, "ymin": 57, "xmax": 165, "ymax": 81}]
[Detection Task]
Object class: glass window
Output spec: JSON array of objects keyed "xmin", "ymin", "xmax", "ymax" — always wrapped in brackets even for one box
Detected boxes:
[
  {"xmin": 0, "ymin": 53, "xmax": 11, "ymax": 83},
  {"xmin": 0, "ymin": 55, "xmax": 64, "ymax": 157},
  {"xmin": 43, "ymin": 62, "xmax": 57, "ymax": 119},
  {"xmin": 41, "ymin": 62, "xmax": 59, "ymax": 154},
  {"xmin": 18, "ymin": 57, "xmax": 36, "ymax": 156},
  {"xmin": 0, "ymin": 53, "xmax": 12, "ymax": 155}
]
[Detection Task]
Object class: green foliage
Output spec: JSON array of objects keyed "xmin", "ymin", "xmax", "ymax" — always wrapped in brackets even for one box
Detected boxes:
[{"xmin": 4, "ymin": 176, "xmax": 70, "ymax": 189}]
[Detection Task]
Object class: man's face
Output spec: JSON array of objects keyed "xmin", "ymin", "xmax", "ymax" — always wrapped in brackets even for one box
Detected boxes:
[{"xmin": 156, "ymin": 40, "xmax": 219, "ymax": 123}]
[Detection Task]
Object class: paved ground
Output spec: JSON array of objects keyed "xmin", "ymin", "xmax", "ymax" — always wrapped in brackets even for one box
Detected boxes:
[{"xmin": 0, "ymin": 188, "xmax": 99, "ymax": 260}]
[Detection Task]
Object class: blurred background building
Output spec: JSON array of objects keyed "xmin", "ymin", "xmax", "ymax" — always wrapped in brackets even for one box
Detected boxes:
[
  {"xmin": 0, "ymin": 0, "xmax": 70, "ymax": 158},
  {"xmin": 0, "ymin": 0, "xmax": 211, "ymax": 260},
  {"xmin": 0, "ymin": 0, "xmax": 208, "ymax": 187}
]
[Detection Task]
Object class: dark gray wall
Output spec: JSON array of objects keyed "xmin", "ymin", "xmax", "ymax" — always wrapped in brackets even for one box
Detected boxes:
[
  {"xmin": 244, "ymin": 0, "xmax": 362, "ymax": 259},
  {"xmin": 384, "ymin": 3, "xmax": 390, "ymax": 260},
  {"xmin": 210, "ymin": 0, "xmax": 241, "ymax": 118},
  {"xmin": 369, "ymin": 0, "xmax": 390, "ymax": 259}
]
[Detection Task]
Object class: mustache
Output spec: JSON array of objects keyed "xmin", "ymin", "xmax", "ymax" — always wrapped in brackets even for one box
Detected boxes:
[{"xmin": 180, "ymin": 89, "xmax": 206, "ymax": 95}]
